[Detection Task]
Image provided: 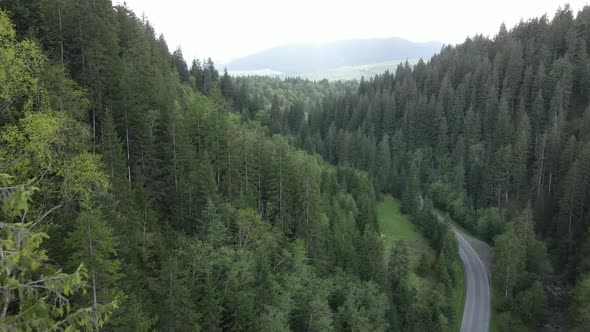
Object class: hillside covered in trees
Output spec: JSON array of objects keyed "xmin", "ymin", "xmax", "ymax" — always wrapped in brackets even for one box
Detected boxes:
[
  {"xmin": 0, "ymin": 1, "xmax": 460, "ymax": 331},
  {"xmin": 3, "ymin": 1, "xmax": 590, "ymax": 331},
  {"xmin": 227, "ymin": 4, "xmax": 590, "ymax": 330},
  {"xmin": 228, "ymin": 76, "xmax": 355, "ymax": 116}
]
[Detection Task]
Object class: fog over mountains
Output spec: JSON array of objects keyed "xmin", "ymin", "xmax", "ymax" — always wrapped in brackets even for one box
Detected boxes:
[{"xmin": 225, "ymin": 37, "xmax": 443, "ymax": 76}]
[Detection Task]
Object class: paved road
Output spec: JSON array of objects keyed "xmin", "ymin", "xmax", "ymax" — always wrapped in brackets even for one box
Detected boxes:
[
  {"xmin": 425, "ymin": 200, "xmax": 492, "ymax": 332},
  {"xmin": 453, "ymin": 228, "xmax": 491, "ymax": 332}
]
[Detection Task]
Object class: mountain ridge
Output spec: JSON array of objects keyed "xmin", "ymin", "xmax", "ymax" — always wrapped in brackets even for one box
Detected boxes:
[{"xmin": 225, "ymin": 37, "xmax": 442, "ymax": 75}]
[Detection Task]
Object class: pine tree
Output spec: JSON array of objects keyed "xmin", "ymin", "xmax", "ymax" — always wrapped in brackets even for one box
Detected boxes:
[
  {"xmin": 220, "ymin": 67, "xmax": 233, "ymax": 98},
  {"xmin": 101, "ymin": 110, "xmax": 127, "ymax": 192},
  {"xmin": 171, "ymin": 47, "xmax": 189, "ymax": 83},
  {"xmin": 401, "ymin": 165, "xmax": 419, "ymax": 215},
  {"xmin": 66, "ymin": 202, "xmax": 123, "ymax": 331},
  {"xmin": 511, "ymin": 112, "xmax": 530, "ymax": 198},
  {"xmin": 376, "ymin": 134, "xmax": 392, "ymax": 192},
  {"xmin": 494, "ymin": 225, "xmax": 523, "ymax": 300},
  {"xmin": 270, "ymin": 94, "xmax": 282, "ymax": 135}
]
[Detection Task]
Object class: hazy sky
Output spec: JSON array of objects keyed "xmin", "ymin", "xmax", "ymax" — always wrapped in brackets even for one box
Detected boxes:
[{"xmin": 117, "ymin": 0, "xmax": 589, "ymax": 64}]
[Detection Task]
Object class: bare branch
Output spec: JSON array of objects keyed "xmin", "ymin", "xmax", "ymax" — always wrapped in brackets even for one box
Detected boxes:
[
  {"xmin": 31, "ymin": 169, "xmax": 50, "ymax": 186},
  {"xmin": 29, "ymin": 203, "xmax": 64, "ymax": 229},
  {"xmin": 0, "ymin": 154, "xmax": 22, "ymax": 169},
  {"xmin": 20, "ymin": 209, "xmax": 27, "ymax": 223},
  {"xmin": 0, "ymin": 100, "xmax": 13, "ymax": 114},
  {"xmin": 0, "ymin": 185, "xmax": 18, "ymax": 191}
]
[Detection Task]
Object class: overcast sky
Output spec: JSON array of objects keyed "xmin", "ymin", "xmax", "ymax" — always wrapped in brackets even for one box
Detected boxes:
[{"xmin": 116, "ymin": 0, "xmax": 589, "ymax": 64}]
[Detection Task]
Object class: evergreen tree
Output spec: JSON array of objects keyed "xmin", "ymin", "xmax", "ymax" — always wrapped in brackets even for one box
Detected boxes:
[{"xmin": 66, "ymin": 203, "xmax": 123, "ymax": 331}]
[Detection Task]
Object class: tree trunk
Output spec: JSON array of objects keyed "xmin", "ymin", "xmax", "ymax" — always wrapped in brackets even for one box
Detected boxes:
[
  {"xmin": 1, "ymin": 289, "xmax": 9, "ymax": 318},
  {"xmin": 91, "ymin": 270, "xmax": 98, "ymax": 332},
  {"xmin": 172, "ymin": 117, "xmax": 178, "ymax": 191},
  {"xmin": 77, "ymin": 0, "xmax": 84, "ymax": 67},
  {"xmin": 568, "ymin": 169, "xmax": 577, "ymax": 257},
  {"xmin": 244, "ymin": 135, "xmax": 248, "ymax": 198},
  {"xmin": 58, "ymin": 3, "xmax": 64, "ymax": 64},
  {"xmin": 87, "ymin": 222, "xmax": 99, "ymax": 332},
  {"xmin": 504, "ymin": 255, "xmax": 511, "ymax": 299},
  {"xmin": 279, "ymin": 152, "xmax": 283, "ymax": 230},
  {"xmin": 107, "ymin": 123, "xmax": 115, "ymax": 179},
  {"xmin": 536, "ymin": 136, "xmax": 546, "ymax": 199},
  {"xmin": 258, "ymin": 134, "xmax": 262, "ymax": 215},
  {"xmin": 142, "ymin": 210, "xmax": 147, "ymax": 260},
  {"xmin": 124, "ymin": 97, "xmax": 131, "ymax": 185},
  {"xmin": 227, "ymin": 137, "xmax": 232, "ymax": 199},
  {"xmin": 305, "ymin": 176, "xmax": 310, "ymax": 227},
  {"xmin": 548, "ymin": 171, "xmax": 553, "ymax": 199}
]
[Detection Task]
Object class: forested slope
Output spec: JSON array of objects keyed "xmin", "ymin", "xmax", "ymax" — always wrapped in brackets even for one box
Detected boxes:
[
  {"xmin": 232, "ymin": 5, "xmax": 590, "ymax": 330},
  {"xmin": 229, "ymin": 75, "xmax": 355, "ymax": 117},
  {"xmin": 0, "ymin": 1, "xmax": 460, "ymax": 331},
  {"xmin": 9, "ymin": 1, "xmax": 590, "ymax": 331}
]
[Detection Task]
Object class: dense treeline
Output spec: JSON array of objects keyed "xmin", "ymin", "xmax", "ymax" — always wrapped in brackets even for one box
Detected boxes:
[
  {"xmin": 227, "ymin": 75, "xmax": 355, "ymax": 116},
  {"xmin": 0, "ymin": 1, "xmax": 461, "ymax": 331},
  {"xmin": 221, "ymin": 75, "xmax": 356, "ymax": 154},
  {"xmin": 237, "ymin": 5, "xmax": 590, "ymax": 330}
]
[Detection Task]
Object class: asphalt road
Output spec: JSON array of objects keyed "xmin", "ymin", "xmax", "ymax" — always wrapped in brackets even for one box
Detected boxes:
[{"xmin": 453, "ymin": 228, "xmax": 491, "ymax": 332}]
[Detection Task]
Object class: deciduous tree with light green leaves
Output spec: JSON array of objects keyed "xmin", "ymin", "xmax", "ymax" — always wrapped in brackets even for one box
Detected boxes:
[{"xmin": 0, "ymin": 173, "xmax": 118, "ymax": 331}]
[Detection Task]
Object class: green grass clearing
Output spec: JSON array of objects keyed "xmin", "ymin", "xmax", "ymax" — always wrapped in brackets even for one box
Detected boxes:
[
  {"xmin": 377, "ymin": 196, "xmax": 466, "ymax": 331},
  {"xmin": 377, "ymin": 195, "xmax": 422, "ymax": 244},
  {"xmin": 377, "ymin": 195, "xmax": 434, "ymax": 288},
  {"xmin": 377, "ymin": 195, "xmax": 432, "ymax": 261}
]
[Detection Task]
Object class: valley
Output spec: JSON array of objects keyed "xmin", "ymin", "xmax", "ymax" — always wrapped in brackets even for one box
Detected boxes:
[{"xmin": 1, "ymin": 1, "xmax": 590, "ymax": 331}]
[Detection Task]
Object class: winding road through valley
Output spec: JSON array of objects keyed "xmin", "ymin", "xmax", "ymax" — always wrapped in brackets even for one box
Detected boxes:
[
  {"xmin": 424, "ymin": 198, "xmax": 493, "ymax": 332},
  {"xmin": 453, "ymin": 227, "xmax": 492, "ymax": 332}
]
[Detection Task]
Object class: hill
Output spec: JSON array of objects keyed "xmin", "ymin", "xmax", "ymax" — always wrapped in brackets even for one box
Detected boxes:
[
  {"xmin": 225, "ymin": 38, "xmax": 442, "ymax": 76},
  {"xmin": 300, "ymin": 59, "xmax": 421, "ymax": 81},
  {"xmin": 0, "ymin": 3, "xmax": 457, "ymax": 331}
]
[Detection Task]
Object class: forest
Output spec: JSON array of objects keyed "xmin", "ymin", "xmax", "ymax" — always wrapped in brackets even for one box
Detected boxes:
[
  {"xmin": 1, "ymin": 1, "xmax": 590, "ymax": 331},
  {"xmin": 226, "ymin": 4, "xmax": 590, "ymax": 331}
]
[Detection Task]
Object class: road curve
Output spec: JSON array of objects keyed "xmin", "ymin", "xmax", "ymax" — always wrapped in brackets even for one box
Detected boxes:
[{"xmin": 453, "ymin": 228, "xmax": 491, "ymax": 332}]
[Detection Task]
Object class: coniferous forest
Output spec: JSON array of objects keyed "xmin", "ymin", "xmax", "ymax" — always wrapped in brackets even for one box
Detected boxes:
[{"xmin": 2, "ymin": 1, "xmax": 590, "ymax": 331}]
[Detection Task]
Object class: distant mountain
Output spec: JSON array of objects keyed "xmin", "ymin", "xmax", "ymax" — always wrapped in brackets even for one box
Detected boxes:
[{"xmin": 225, "ymin": 38, "xmax": 442, "ymax": 76}]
